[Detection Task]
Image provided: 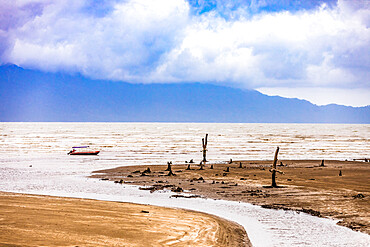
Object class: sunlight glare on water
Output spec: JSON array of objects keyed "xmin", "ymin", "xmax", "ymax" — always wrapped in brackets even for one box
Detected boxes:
[{"xmin": 0, "ymin": 123, "xmax": 369, "ymax": 166}]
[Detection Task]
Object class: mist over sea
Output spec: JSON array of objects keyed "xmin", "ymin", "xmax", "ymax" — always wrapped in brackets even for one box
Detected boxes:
[{"xmin": 1, "ymin": 122, "xmax": 369, "ymax": 246}]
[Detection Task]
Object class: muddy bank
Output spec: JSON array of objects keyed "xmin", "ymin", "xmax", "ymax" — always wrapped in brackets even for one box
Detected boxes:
[{"xmin": 92, "ymin": 160, "xmax": 369, "ymax": 234}]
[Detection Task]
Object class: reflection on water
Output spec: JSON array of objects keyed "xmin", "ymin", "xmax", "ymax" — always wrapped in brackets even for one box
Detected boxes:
[{"xmin": 0, "ymin": 123, "xmax": 369, "ymax": 246}]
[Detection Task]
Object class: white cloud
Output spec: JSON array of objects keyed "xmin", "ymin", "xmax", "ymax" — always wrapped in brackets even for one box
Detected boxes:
[
  {"xmin": 1, "ymin": 0, "xmax": 369, "ymax": 106},
  {"xmin": 4, "ymin": 0, "xmax": 190, "ymax": 79},
  {"xmin": 152, "ymin": 1, "xmax": 369, "ymax": 89}
]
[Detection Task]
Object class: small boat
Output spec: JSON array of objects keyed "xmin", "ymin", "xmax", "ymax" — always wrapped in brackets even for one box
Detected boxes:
[{"xmin": 68, "ymin": 146, "xmax": 100, "ymax": 155}]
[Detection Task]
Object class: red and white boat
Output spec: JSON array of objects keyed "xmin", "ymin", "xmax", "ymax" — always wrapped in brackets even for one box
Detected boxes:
[{"xmin": 68, "ymin": 146, "xmax": 100, "ymax": 155}]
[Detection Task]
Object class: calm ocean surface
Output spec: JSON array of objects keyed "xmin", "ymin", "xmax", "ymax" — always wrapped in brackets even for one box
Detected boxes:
[{"xmin": 0, "ymin": 123, "xmax": 369, "ymax": 246}]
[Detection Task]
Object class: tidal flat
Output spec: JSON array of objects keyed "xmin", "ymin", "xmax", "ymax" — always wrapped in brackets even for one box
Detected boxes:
[{"xmin": 93, "ymin": 160, "xmax": 370, "ymax": 235}]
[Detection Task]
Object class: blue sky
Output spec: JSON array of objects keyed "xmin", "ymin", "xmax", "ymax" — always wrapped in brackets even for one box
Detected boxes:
[{"xmin": 0, "ymin": 0, "xmax": 369, "ymax": 106}]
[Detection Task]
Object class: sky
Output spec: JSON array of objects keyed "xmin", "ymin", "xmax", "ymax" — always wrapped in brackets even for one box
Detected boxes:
[{"xmin": 0, "ymin": 0, "xmax": 369, "ymax": 107}]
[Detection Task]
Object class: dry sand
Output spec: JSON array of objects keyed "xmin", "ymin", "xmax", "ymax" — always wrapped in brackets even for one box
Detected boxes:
[
  {"xmin": 0, "ymin": 192, "xmax": 249, "ymax": 246},
  {"xmin": 92, "ymin": 160, "xmax": 370, "ymax": 234}
]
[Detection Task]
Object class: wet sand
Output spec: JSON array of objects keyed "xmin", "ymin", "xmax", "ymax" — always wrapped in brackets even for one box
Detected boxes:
[
  {"xmin": 0, "ymin": 192, "xmax": 249, "ymax": 246},
  {"xmin": 92, "ymin": 160, "xmax": 370, "ymax": 234}
]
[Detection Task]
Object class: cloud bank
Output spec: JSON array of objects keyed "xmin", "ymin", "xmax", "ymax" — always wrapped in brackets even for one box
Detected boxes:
[{"xmin": 1, "ymin": 0, "xmax": 369, "ymax": 106}]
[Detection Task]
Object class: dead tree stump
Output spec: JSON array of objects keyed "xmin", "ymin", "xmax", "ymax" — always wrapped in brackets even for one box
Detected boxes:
[
  {"xmin": 225, "ymin": 167, "xmax": 230, "ymax": 172},
  {"xmin": 165, "ymin": 162, "xmax": 172, "ymax": 171},
  {"xmin": 320, "ymin": 160, "xmax": 325, "ymax": 167},
  {"xmin": 143, "ymin": 168, "xmax": 151, "ymax": 174},
  {"xmin": 166, "ymin": 164, "xmax": 175, "ymax": 176},
  {"xmin": 210, "ymin": 164, "xmax": 214, "ymax": 169},
  {"xmin": 339, "ymin": 170, "xmax": 342, "ymax": 176},
  {"xmin": 239, "ymin": 162, "xmax": 243, "ymax": 168},
  {"xmin": 186, "ymin": 164, "xmax": 191, "ymax": 170},
  {"xmin": 269, "ymin": 147, "xmax": 282, "ymax": 188},
  {"xmin": 201, "ymin": 134, "xmax": 208, "ymax": 165},
  {"xmin": 199, "ymin": 161, "xmax": 204, "ymax": 170}
]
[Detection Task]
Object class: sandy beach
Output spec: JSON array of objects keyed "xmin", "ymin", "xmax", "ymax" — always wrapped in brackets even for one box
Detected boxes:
[
  {"xmin": 92, "ymin": 160, "xmax": 370, "ymax": 235},
  {"xmin": 0, "ymin": 192, "xmax": 249, "ymax": 246}
]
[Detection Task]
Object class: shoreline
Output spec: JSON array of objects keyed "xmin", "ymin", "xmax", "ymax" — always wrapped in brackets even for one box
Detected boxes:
[
  {"xmin": 92, "ymin": 159, "xmax": 370, "ymax": 235},
  {"xmin": 0, "ymin": 191, "xmax": 250, "ymax": 246}
]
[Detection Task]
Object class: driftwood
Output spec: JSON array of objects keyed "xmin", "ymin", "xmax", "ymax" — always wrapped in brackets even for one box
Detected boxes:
[
  {"xmin": 167, "ymin": 170, "xmax": 175, "ymax": 176},
  {"xmin": 172, "ymin": 186, "xmax": 183, "ymax": 192},
  {"xmin": 353, "ymin": 193, "xmax": 365, "ymax": 199},
  {"xmin": 353, "ymin": 158, "xmax": 369, "ymax": 162}
]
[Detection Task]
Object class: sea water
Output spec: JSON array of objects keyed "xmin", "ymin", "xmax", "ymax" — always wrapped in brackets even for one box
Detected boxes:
[{"xmin": 0, "ymin": 123, "xmax": 369, "ymax": 246}]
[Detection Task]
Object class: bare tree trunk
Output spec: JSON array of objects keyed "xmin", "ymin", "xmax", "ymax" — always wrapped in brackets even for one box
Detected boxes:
[
  {"xmin": 202, "ymin": 134, "xmax": 208, "ymax": 164},
  {"xmin": 271, "ymin": 147, "xmax": 279, "ymax": 187}
]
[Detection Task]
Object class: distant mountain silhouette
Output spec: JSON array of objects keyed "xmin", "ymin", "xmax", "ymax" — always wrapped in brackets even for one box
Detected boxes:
[{"xmin": 0, "ymin": 64, "xmax": 369, "ymax": 123}]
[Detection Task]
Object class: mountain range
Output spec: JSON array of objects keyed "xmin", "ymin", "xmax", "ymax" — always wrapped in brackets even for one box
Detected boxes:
[{"xmin": 0, "ymin": 64, "xmax": 369, "ymax": 123}]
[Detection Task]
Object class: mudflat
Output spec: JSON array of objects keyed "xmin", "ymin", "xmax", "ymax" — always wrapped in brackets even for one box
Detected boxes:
[
  {"xmin": 0, "ymin": 192, "xmax": 249, "ymax": 246},
  {"xmin": 92, "ymin": 160, "xmax": 370, "ymax": 234}
]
